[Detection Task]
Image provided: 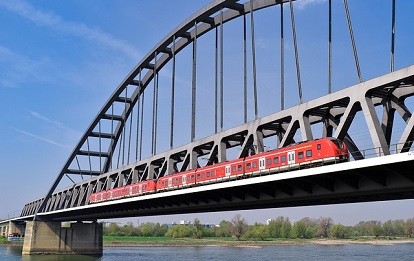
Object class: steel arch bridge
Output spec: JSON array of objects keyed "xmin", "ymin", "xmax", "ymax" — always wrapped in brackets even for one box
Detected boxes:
[{"xmin": 20, "ymin": 0, "xmax": 414, "ymax": 219}]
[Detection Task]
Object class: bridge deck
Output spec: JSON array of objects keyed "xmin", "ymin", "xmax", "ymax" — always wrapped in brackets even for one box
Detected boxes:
[{"xmin": 16, "ymin": 151, "xmax": 414, "ymax": 221}]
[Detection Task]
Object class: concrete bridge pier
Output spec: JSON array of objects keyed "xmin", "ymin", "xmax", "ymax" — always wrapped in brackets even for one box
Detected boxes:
[
  {"xmin": 22, "ymin": 220, "xmax": 102, "ymax": 255},
  {"xmin": 0, "ymin": 220, "xmax": 25, "ymax": 238},
  {"xmin": 8, "ymin": 221, "xmax": 25, "ymax": 237}
]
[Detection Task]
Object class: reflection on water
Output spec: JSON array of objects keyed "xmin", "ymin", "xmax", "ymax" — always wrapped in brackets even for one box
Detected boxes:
[
  {"xmin": 2, "ymin": 244, "xmax": 414, "ymax": 261},
  {"xmin": 1, "ymin": 245, "xmax": 101, "ymax": 261}
]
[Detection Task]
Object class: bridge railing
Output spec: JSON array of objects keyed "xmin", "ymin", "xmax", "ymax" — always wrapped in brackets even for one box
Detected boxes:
[{"xmin": 351, "ymin": 141, "xmax": 414, "ymax": 160}]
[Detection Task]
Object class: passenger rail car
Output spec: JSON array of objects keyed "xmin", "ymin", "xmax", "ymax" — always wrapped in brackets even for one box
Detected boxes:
[
  {"xmin": 89, "ymin": 180, "xmax": 156, "ymax": 203},
  {"xmin": 88, "ymin": 138, "xmax": 348, "ymax": 204}
]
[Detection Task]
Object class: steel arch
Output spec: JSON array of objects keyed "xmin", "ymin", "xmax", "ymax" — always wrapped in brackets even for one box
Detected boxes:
[{"xmin": 35, "ymin": 0, "xmax": 294, "ymax": 215}]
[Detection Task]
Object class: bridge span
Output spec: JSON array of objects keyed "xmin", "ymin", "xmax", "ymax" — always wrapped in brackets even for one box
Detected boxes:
[
  {"xmin": 21, "ymin": 151, "xmax": 414, "ymax": 221},
  {"xmin": 19, "ymin": 65, "xmax": 414, "ymax": 219},
  {"xmin": 2, "ymin": 0, "xmax": 414, "ymax": 256}
]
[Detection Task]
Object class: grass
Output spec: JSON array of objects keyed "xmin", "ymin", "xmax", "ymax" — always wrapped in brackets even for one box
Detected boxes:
[
  {"xmin": 104, "ymin": 236, "xmax": 174, "ymax": 244},
  {"xmin": 103, "ymin": 236, "xmax": 314, "ymax": 247},
  {"xmin": 104, "ymin": 236, "xmax": 249, "ymax": 246},
  {"xmin": 103, "ymin": 236, "xmax": 414, "ymax": 247},
  {"xmin": 0, "ymin": 236, "xmax": 8, "ymax": 244}
]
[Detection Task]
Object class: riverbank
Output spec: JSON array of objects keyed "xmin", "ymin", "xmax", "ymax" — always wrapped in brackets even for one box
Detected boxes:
[
  {"xmin": 103, "ymin": 236, "xmax": 414, "ymax": 247},
  {"xmin": 2, "ymin": 235, "xmax": 413, "ymax": 247}
]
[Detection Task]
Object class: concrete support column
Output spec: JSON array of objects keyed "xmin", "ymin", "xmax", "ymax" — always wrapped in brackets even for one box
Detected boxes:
[
  {"xmin": 22, "ymin": 221, "xmax": 102, "ymax": 255},
  {"xmin": 0, "ymin": 225, "xmax": 7, "ymax": 236},
  {"xmin": 8, "ymin": 221, "xmax": 24, "ymax": 236}
]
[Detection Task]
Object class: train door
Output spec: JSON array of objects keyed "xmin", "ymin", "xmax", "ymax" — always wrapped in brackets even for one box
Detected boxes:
[
  {"xmin": 225, "ymin": 165, "xmax": 231, "ymax": 177},
  {"xmin": 182, "ymin": 175, "xmax": 187, "ymax": 186},
  {"xmin": 288, "ymin": 151, "xmax": 295, "ymax": 165},
  {"xmin": 259, "ymin": 157, "xmax": 266, "ymax": 171}
]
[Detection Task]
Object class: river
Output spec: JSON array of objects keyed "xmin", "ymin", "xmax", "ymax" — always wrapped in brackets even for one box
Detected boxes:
[{"xmin": 1, "ymin": 244, "xmax": 414, "ymax": 261}]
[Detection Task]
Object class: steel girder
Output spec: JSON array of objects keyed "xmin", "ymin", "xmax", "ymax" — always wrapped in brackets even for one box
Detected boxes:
[
  {"xmin": 21, "ymin": 65, "xmax": 414, "ymax": 217},
  {"xmin": 32, "ymin": 0, "xmax": 296, "ymax": 216},
  {"xmin": 20, "ymin": 150, "xmax": 414, "ymax": 221}
]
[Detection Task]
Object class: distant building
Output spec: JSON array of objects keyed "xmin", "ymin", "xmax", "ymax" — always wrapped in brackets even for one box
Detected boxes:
[
  {"xmin": 179, "ymin": 220, "xmax": 191, "ymax": 225},
  {"xmin": 165, "ymin": 220, "xmax": 217, "ymax": 228}
]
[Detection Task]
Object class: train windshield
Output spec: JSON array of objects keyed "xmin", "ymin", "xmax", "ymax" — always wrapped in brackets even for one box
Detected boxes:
[{"xmin": 332, "ymin": 139, "xmax": 345, "ymax": 151}]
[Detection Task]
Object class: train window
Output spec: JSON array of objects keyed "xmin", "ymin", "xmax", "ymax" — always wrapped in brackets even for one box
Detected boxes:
[
  {"xmin": 267, "ymin": 159, "xmax": 272, "ymax": 165},
  {"xmin": 306, "ymin": 150, "xmax": 312, "ymax": 157},
  {"xmin": 274, "ymin": 157, "xmax": 279, "ymax": 164},
  {"xmin": 238, "ymin": 165, "xmax": 242, "ymax": 171},
  {"xmin": 232, "ymin": 166, "xmax": 236, "ymax": 172},
  {"xmin": 202, "ymin": 174, "xmax": 205, "ymax": 178},
  {"xmin": 298, "ymin": 151, "xmax": 304, "ymax": 159},
  {"xmin": 317, "ymin": 144, "xmax": 321, "ymax": 150},
  {"xmin": 281, "ymin": 155, "xmax": 286, "ymax": 163},
  {"xmin": 197, "ymin": 174, "xmax": 200, "ymax": 178},
  {"xmin": 207, "ymin": 172, "xmax": 210, "ymax": 177},
  {"xmin": 252, "ymin": 162, "xmax": 257, "ymax": 168},
  {"xmin": 246, "ymin": 163, "xmax": 251, "ymax": 169},
  {"xmin": 212, "ymin": 171, "xmax": 215, "ymax": 177}
]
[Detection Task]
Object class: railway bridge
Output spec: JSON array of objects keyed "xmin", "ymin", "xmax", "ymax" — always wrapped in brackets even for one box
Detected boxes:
[{"xmin": 2, "ymin": 0, "xmax": 414, "ymax": 256}]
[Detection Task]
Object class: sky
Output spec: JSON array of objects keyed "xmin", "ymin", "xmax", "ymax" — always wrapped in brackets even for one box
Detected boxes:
[{"xmin": 1, "ymin": 0, "xmax": 414, "ymax": 226}]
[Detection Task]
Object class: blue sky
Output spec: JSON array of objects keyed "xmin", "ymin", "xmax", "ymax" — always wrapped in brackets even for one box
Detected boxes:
[{"xmin": 1, "ymin": 0, "xmax": 414, "ymax": 225}]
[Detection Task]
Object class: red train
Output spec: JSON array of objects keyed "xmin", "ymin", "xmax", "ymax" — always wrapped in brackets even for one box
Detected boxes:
[{"xmin": 89, "ymin": 137, "xmax": 348, "ymax": 203}]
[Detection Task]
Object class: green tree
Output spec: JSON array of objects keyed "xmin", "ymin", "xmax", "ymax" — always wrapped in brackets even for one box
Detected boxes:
[
  {"xmin": 280, "ymin": 218, "xmax": 292, "ymax": 239},
  {"xmin": 291, "ymin": 218, "xmax": 315, "ymax": 239},
  {"xmin": 382, "ymin": 219, "xmax": 396, "ymax": 238},
  {"xmin": 120, "ymin": 222, "xmax": 135, "ymax": 236},
  {"xmin": 105, "ymin": 223, "xmax": 121, "ymax": 236},
  {"xmin": 372, "ymin": 222, "xmax": 383, "ymax": 238},
  {"xmin": 140, "ymin": 222, "xmax": 156, "ymax": 237},
  {"xmin": 193, "ymin": 218, "xmax": 203, "ymax": 239},
  {"xmin": 231, "ymin": 214, "xmax": 248, "ymax": 240},
  {"xmin": 202, "ymin": 226, "xmax": 216, "ymax": 237},
  {"xmin": 165, "ymin": 225, "xmax": 194, "ymax": 238},
  {"xmin": 244, "ymin": 223, "xmax": 268, "ymax": 240},
  {"xmin": 393, "ymin": 219, "xmax": 405, "ymax": 236},
  {"xmin": 355, "ymin": 220, "xmax": 382, "ymax": 237},
  {"xmin": 267, "ymin": 217, "xmax": 284, "ymax": 238},
  {"xmin": 330, "ymin": 224, "xmax": 350, "ymax": 239},
  {"xmin": 405, "ymin": 218, "xmax": 414, "ymax": 237},
  {"xmin": 315, "ymin": 217, "xmax": 333, "ymax": 238},
  {"xmin": 216, "ymin": 220, "xmax": 233, "ymax": 237},
  {"xmin": 154, "ymin": 223, "xmax": 169, "ymax": 237}
]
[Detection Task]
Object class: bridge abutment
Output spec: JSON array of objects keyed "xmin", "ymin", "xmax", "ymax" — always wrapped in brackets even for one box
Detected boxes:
[{"xmin": 22, "ymin": 221, "xmax": 102, "ymax": 255}]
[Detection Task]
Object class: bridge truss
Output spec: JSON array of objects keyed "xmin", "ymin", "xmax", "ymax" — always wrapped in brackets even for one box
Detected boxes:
[{"xmin": 21, "ymin": 0, "xmax": 414, "ymax": 218}]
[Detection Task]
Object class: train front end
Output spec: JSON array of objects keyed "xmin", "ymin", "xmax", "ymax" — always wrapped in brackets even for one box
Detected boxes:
[{"xmin": 329, "ymin": 138, "xmax": 349, "ymax": 162}]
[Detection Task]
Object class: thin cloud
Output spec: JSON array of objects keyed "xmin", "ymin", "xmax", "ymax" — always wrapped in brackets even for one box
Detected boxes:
[
  {"xmin": 295, "ymin": 0, "xmax": 328, "ymax": 10},
  {"xmin": 0, "ymin": 45, "xmax": 52, "ymax": 88},
  {"xmin": 0, "ymin": 0, "xmax": 140, "ymax": 59},
  {"xmin": 27, "ymin": 110, "xmax": 81, "ymax": 136},
  {"xmin": 8, "ymin": 125, "xmax": 69, "ymax": 148}
]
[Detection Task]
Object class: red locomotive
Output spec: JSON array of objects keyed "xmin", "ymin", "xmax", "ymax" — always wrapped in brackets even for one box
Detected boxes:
[{"xmin": 89, "ymin": 137, "xmax": 348, "ymax": 204}]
